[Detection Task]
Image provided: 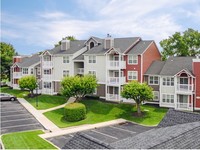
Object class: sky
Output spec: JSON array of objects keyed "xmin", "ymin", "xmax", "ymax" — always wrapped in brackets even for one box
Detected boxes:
[{"xmin": 1, "ymin": 0, "xmax": 200, "ymax": 55}]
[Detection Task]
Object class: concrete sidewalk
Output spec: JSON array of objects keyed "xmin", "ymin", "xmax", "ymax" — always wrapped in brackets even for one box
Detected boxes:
[
  {"xmin": 18, "ymin": 98, "xmax": 61, "ymax": 132},
  {"xmin": 40, "ymin": 119, "xmax": 127, "ymax": 139}
]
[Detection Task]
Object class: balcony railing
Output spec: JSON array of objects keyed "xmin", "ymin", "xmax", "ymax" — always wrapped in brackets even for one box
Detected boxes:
[
  {"xmin": 177, "ymin": 84, "xmax": 193, "ymax": 92},
  {"xmin": 106, "ymin": 94, "xmax": 120, "ymax": 101},
  {"xmin": 13, "ymin": 84, "xmax": 20, "ymax": 89},
  {"xmin": 108, "ymin": 61, "xmax": 126, "ymax": 69},
  {"xmin": 177, "ymin": 102, "xmax": 192, "ymax": 111},
  {"xmin": 107, "ymin": 77, "xmax": 126, "ymax": 85},
  {"xmin": 78, "ymin": 68, "xmax": 84, "ymax": 74},
  {"xmin": 42, "ymin": 61, "xmax": 53, "ymax": 68},
  {"xmin": 42, "ymin": 74, "xmax": 52, "ymax": 80},
  {"xmin": 13, "ymin": 72, "xmax": 22, "ymax": 78}
]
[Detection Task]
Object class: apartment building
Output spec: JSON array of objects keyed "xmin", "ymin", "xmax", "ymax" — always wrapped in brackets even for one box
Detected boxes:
[{"xmin": 145, "ymin": 56, "xmax": 200, "ymax": 111}]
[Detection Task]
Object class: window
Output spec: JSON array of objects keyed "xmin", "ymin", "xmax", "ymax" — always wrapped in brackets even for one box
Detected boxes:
[
  {"xmin": 88, "ymin": 70, "xmax": 96, "ymax": 76},
  {"xmin": 44, "ymin": 69, "xmax": 51, "ymax": 75},
  {"xmin": 63, "ymin": 70, "xmax": 69, "ymax": 77},
  {"xmin": 43, "ymin": 55, "xmax": 51, "ymax": 61},
  {"xmin": 89, "ymin": 56, "xmax": 96, "ymax": 63},
  {"xmin": 128, "ymin": 55, "xmax": 138, "ymax": 64},
  {"xmin": 162, "ymin": 77, "xmax": 174, "ymax": 86},
  {"xmin": 44, "ymin": 82, "xmax": 51, "ymax": 89},
  {"xmin": 153, "ymin": 91, "xmax": 159, "ymax": 101},
  {"xmin": 128, "ymin": 71, "xmax": 138, "ymax": 80},
  {"xmin": 63, "ymin": 56, "xmax": 70, "ymax": 63},
  {"xmin": 90, "ymin": 42, "xmax": 95, "ymax": 49},
  {"xmin": 31, "ymin": 68, "xmax": 34, "ymax": 74},
  {"xmin": 22, "ymin": 68, "xmax": 28, "ymax": 74},
  {"xmin": 37, "ymin": 67, "xmax": 41, "ymax": 75},
  {"xmin": 149, "ymin": 76, "xmax": 159, "ymax": 85},
  {"xmin": 162, "ymin": 94, "xmax": 174, "ymax": 103}
]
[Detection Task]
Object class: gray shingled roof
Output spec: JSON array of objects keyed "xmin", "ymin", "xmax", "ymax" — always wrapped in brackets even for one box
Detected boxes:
[
  {"xmin": 158, "ymin": 109, "xmax": 200, "ymax": 127},
  {"xmin": 62, "ymin": 132, "xmax": 113, "ymax": 149},
  {"xmin": 111, "ymin": 121, "xmax": 200, "ymax": 149},
  {"xmin": 127, "ymin": 40, "xmax": 153, "ymax": 55},
  {"xmin": 159, "ymin": 56, "xmax": 194, "ymax": 76},
  {"xmin": 145, "ymin": 60, "xmax": 165, "ymax": 75},
  {"xmin": 84, "ymin": 37, "xmax": 140, "ymax": 55},
  {"xmin": 16, "ymin": 54, "xmax": 40, "ymax": 67},
  {"xmin": 73, "ymin": 54, "xmax": 84, "ymax": 60}
]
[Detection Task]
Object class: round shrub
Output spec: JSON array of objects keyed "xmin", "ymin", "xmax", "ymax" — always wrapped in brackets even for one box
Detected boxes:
[{"xmin": 64, "ymin": 103, "xmax": 86, "ymax": 122}]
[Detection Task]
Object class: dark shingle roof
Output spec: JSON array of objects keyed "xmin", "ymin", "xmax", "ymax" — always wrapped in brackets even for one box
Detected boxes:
[
  {"xmin": 158, "ymin": 109, "xmax": 200, "ymax": 127},
  {"xmin": 159, "ymin": 56, "xmax": 194, "ymax": 76},
  {"xmin": 111, "ymin": 121, "xmax": 200, "ymax": 149},
  {"xmin": 74, "ymin": 54, "xmax": 84, "ymax": 61},
  {"xmin": 145, "ymin": 60, "xmax": 165, "ymax": 75},
  {"xmin": 84, "ymin": 37, "xmax": 140, "ymax": 55},
  {"xmin": 127, "ymin": 40, "xmax": 153, "ymax": 55},
  {"xmin": 62, "ymin": 132, "xmax": 112, "ymax": 149},
  {"xmin": 16, "ymin": 54, "xmax": 40, "ymax": 67}
]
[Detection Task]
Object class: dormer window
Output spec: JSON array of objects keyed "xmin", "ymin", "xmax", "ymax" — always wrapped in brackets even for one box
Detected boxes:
[
  {"xmin": 43, "ymin": 55, "xmax": 51, "ymax": 61},
  {"xmin": 90, "ymin": 42, "xmax": 94, "ymax": 49}
]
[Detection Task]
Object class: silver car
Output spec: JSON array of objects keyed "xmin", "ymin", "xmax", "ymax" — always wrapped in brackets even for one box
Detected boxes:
[{"xmin": 0, "ymin": 93, "xmax": 16, "ymax": 101}]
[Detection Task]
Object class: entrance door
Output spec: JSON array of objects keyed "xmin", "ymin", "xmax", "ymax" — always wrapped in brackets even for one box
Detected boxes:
[{"xmin": 179, "ymin": 95, "xmax": 188, "ymax": 103}]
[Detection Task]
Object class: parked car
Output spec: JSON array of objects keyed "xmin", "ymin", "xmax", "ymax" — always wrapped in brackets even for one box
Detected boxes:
[{"xmin": 0, "ymin": 93, "xmax": 17, "ymax": 101}]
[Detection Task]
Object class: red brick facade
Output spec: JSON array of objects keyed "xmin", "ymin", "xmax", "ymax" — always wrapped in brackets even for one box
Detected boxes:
[{"xmin": 193, "ymin": 61, "xmax": 200, "ymax": 108}]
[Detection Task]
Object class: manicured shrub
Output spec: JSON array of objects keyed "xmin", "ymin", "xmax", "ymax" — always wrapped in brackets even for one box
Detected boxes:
[{"xmin": 64, "ymin": 103, "xmax": 86, "ymax": 122}]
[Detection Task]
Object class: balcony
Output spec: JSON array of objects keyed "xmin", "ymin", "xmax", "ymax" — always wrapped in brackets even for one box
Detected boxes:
[
  {"xmin": 107, "ymin": 77, "xmax": 126, "ymax": 85},
  {"xmin": 176, "ymin": 84, "xmax": 193, "ymax": 93},
  {"xmin": 106, "ymin": 94, "xmax": 120, "ymax": 101},
  {"xmin": 42, "ymin": 74, "xmax": 52, "ymax": 80},
  {"xmin": 108, "ymin": 61, "xmax": 126, "ymax": 69},
  {"xmin": 177, "ymin": 103, "xmax": 192, "ymax": 111},
  {"xmin": 77, "ymin": 68, "xmax": 84, "ymax": 74},
  {"xmin": 42, "ymin": 61, "xmax": 53, "ymax": 68},
  {"xmin": 13, "ymin": 72, "xmax": 22, "ymax": 78}
]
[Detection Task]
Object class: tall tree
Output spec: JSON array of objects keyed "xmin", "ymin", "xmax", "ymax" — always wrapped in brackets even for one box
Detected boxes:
[
  {"xmin": 160, "ymin": 28, "xmax": 200, "ymax": 60},
  {"xmin": 19, "ymin": 75, "xmax": 38, "ymax": 97},
  {"xmin": 61, "ymin": 75, "xmax": 98, "ymax": 102},
  {"xmin": 54, "ymin": 36, "xmax": 76, "ymax": 47},
  {"xmin": 121, "ymin": 81, "xmax": 153, "ymax": 116},
  {"xmin": 0, "ymin": 42, "xmax": 16, "ymax": 80}
]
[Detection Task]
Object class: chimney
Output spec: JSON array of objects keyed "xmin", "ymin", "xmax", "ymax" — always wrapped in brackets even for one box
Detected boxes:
[
  {"xmin": 61, "ymin": 40, "xmax": 70, "ymax": 50},
  {"xmin": 104, "ymin": 34, "xmax": 114, "ymax": 49},
  {"xmin": 13, "ymin": 56, "xmax": 22, "ymax": 63},
  {"xmin": 193, "ymin": 55, "xmax": 200, "ymax": 109}
]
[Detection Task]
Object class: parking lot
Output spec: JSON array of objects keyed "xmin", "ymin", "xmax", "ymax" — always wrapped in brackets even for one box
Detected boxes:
[
  {"xmin": 47, "ymin": 122, "xmax": 153, "ymax": 148},
  {"xmin": 1, "ymin": 100, "xmax": 44, "ymax": 134}
]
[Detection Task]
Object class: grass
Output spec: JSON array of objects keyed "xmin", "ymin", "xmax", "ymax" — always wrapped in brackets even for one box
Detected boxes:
[
  {"xmin": 1, "ymin": 87, "xmax": 67, "ymax": 110},
  {"xmin": 44, "ymin": 100, "xmax": 168, "ymax": 128},
  {"xmin": 1, "ymin": 130, "xmax": 57, "ymax": 149}
]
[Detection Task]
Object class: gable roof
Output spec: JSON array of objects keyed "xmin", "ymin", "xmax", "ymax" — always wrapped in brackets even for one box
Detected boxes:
[
  {"xmin": 16, "ymin": 54, "xmax": 40, "ymax": 67},
  {"xmin": 111, "ymin": 121, "xmax": 200, "ymax": 149},
  {"xmin": 84, "ymin": 36, "xmax": 103, "ymax": 44},
  {"xmin": 145, "ymin": 60, "xmax": 165, "ymax": 75},
  {"xmin": 127, "ymin": 40, "xmax": 153, "ymax": 55}
]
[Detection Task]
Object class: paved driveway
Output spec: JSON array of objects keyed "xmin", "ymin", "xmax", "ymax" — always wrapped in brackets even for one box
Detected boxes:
[
  {"xmin": 1, "ymin": 100, "xmax": 44, "ymax": 134},
  {"xmin": 47, "ymin": 122, "xmax": 153, "ymax": 148}
]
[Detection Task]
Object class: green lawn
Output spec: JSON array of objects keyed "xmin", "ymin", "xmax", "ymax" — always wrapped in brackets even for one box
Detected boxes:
[
  {"xmin": 44, "ymin": 100, "xmax": 168, "ymax": 128},
  {"xmin": 1, "ymin": 87, "xmax": 67, "ymax": 110},
  {"xmin": 1, "ymin": 130, "xmax": 57, "ymax": 149}
]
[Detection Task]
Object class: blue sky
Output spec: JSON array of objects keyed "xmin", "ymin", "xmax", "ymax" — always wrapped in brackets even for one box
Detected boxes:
[{"xmin": 1, "ymin": 0, "xmax": 200, "ymax": 55}]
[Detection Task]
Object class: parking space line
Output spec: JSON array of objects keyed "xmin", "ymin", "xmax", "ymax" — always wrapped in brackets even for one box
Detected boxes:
[
  {"xmin": 1, "ymin": 113, "xmax": 29, "ymax": 117},
  {"xmin": 110, "ymin": 126, "xmax": 136, "ymax": 134},
  {"xmin": 1, "ymin": 118, "xmax": 34, "ymax": 123},
  {"xmin": 91, "ymin": 130, "xmax": 118, "ymax": 139},
  {"xmin": 1, "ymin": 109, "xmax": 25, "ymax": 113},
  {"xmin": 1, "ymin": 123, "xmax": 41, "ymax": 129}
]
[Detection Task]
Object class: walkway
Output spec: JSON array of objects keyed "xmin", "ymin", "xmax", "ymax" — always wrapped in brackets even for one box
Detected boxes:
[{"xmin": 18, "ymin": 98, "xmax": 61, "ymax": 132}]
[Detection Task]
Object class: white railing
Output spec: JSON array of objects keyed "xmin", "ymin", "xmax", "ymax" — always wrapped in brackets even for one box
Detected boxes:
[
  {"xmin": 13, "ymin": 84, "xmax": 20, "ymax": 89},
  {"xmin": 42, "ymin": 75, "xmax": 52, "ymax": 80},
  {"xmin": 13, "ymin": 72, "xmax": 22, "ymax": 78},
  {"xmin": 107, "ymin": 77, "xmax": 126, "ymax": 85},
  {"xmin": 106, "ymin": 94, "xmax": 120, "ymax": 101},
  {"xmin": 108, "ymin": 61, "xmax": 126, "ymax": 69},
  {"xmin": 42, "ymin": 61, "xmax": 53, "ymax": 68},
  {"xmin": 177, "ymin": 84, "xmax": 193, "ymax": 92},
  {"xmin": 78, "ymin": 68, "xmax": 84, "ymax": 74},
  {"xmin": 177, "ymin": 103, "xmax": 192, "ymax": 111}
]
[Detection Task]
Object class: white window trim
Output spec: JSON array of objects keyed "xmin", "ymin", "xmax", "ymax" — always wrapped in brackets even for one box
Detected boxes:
[
  {"xmin": 30, "ymin": 68, "xmax": 34, "ymax": 74},
  {"xmin": 63, "ymin": 70, "xmax": 69, "ymax": 77},
  {"xmin": 162, "ymin": 93, "xmax": 174, "ymax": 103},
  {"xmin": 44, "ymin": 69, "xmax": 51, "ymax": 75},
  {"xmin": 22, "ymin": 68, "xmax": 28, "ymax": 74},
  {"xmin": 162, "ymin": 76, "xmax": 174, "ymax": 86},
  {"xmin": 153, "ymin": 91, "xmax": 159, "ymax": 101},
  {"xmin": 128, "ymin": 71, "xmax": 138, "ymax": 80},
  {"xmin": 149, "ymin": 76, "xmax": 159, "ymax": 85},
  {"xmin": 88, "ymin": 55, "xmax": 96, "ymax": 64},
  {"xmin": 63, "ymin": 56, "xmax": 70, "ymax": 64},
  {"xmin": 88, "ymin": 70, "xmax": 96, "ymax": 76},
  {"xmin": 43, "ymin": 82, "xmax": 51, "ymax": 89},
  {"xmin": 128, "ymin": 55, "xmax": 138, "ymax": 65},
  {"xmin": 37, "ymin": 67, "xmax": 41, "ymax": 75}
]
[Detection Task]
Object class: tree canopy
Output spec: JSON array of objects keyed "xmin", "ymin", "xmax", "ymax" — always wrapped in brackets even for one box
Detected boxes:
[
  {"xmin": 121, "ymin": 81, "xmax": 153, "ymax": 116},
  {"xmin": 61, "ymin": 75, "xmax": 98, "ymax": 102},
  {"xmin": 54, "ymin": 36, "xmax": 76, "ymax": 47},
  {"xmin": 160, "ymin": 28, "xmax": 200, "ymax": 60},
  {"xmin": 19, "ymin": 75, "xmax": 38, "ymax": 96},
  {"xmin": 0, "ymin": 42, "xmax": 17, "ymax": 80}
]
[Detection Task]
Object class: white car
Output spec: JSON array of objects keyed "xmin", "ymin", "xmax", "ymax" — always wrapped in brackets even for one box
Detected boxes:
[{"xmin": 0, "ymin": 93, "xmax": 17, "ymax": 101}]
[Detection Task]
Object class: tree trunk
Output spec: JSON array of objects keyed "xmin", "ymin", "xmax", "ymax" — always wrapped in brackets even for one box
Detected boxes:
[
  {"xmin": 136, "ymin": 102, "xmax": 142, "ymax": 116},
  {"xmin": 30, "ymin": 90, "xmax": 34, "ymax": 97}
]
